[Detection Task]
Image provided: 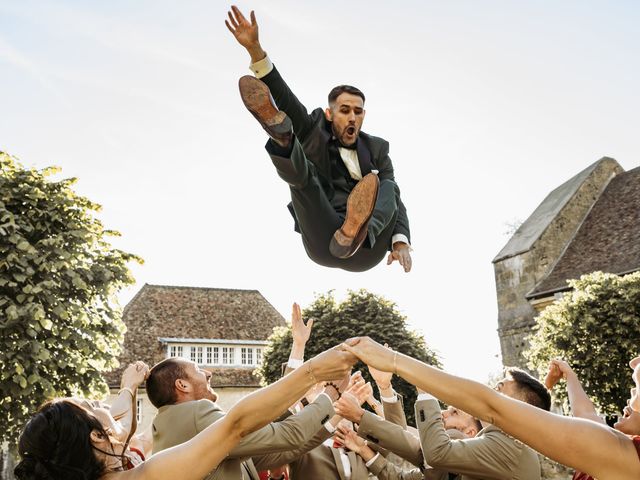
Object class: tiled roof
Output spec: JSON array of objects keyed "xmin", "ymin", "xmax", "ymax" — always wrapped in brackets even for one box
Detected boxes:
[
  {"xmin": 528, "ymin": 167, "xmax": 640, "ymax": 298},
  {"xmin": 105, "ymin": 284, "xmax": 285, "ymax": 386},
  {"xmin": 494, "ymin": 158, "xmax": 620, "ymax": 262}
]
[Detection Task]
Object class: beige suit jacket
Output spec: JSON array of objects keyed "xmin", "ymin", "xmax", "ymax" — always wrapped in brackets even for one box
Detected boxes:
[
  {"xmin": 416, "ymin": 398, "xmax": 541, "ymax": 480},
  {"xmin": 358, "ymin": 410, "xmax": 424, "ymax": 468},
  {"xmin": 358, "ymin": 408, "xmax": 456, "ymax": 480},
  {"xmin": 252, "ymin": 428, "xmax": 372, "ymax": 479},
  {"xmin": 152, "ymin": 394, "xmax": 334, "ymax": 480},
  {"xmin": 289, "ymin": 442, "xmax": 371, "ymax": 480}
]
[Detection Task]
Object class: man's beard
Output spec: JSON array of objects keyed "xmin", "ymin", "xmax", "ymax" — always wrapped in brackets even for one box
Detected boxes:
[
  {"xmin": 206, "ymin": 389, "xmax": 218, "ymax": 402},
  {"xmin": 332, "ymin": 123, "xmax": 358, "ymax": 147}
]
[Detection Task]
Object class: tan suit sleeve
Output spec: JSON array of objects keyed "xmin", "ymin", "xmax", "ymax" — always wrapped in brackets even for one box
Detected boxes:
[
  {"xmin": 382, "ymin": 394, "xmax": 408, "ymax": 429},
  {"xmin": 251, "ymin": 426, "xmax": 332, "ymax": 470},
  {"xmin": 221, "ymin": 393, "xmax": 334, "ymax": 458},
  {"xmin": 367, "ymin": 454, "xmax": 424, "ymax": 480},
  {"xmin": 416, "ymin": 399, "xmax": 520, "ymax": 478},
  {"xmin": 358, "ymin": 411, "xmax": 423, "ymax": 467}
]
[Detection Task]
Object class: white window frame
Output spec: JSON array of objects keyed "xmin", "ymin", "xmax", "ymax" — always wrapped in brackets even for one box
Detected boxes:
[
  {"xmin": 205, "ymin": 347, "xmax": 213, "ymax": 365},
  {"xmin": 247, "ymin": 348, "xmax": 253, "ymax": 366}
]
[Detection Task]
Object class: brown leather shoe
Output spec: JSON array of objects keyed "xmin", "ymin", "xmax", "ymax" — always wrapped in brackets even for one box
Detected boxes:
[
  {"xmin": 329, "ymin": 173, "xmax": 380, "ymax": 259},
  {"xmin": 239, "ymin": 75, "xmax": 292, "ymax": 148}
]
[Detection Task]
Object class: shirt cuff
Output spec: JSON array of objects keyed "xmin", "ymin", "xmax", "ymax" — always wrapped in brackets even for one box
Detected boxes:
[
  {"xmin": 324, "ymin": 420, "xmax": 336, "ymax": 433},
  {"xmin": 287, "ymin": 358, "xmax": 304, "ymax": 369},
  {"xmin": 365, "ymin": 452, "xmax": 380, "ymax": 467},
  {"xmin": 249, "ymin": 54, "xmax": 273, "ymax": 78},
  {"xmin": 417, "ymin": 393, "xmax": 437, "ymax": 401},
  {"xmin": 380, "ymin": 393, "xmax": 398, "ymax": 403},
  {"xmin": 392, "ymin": 234, "xmax": 410, "ymax": 247},
  {"xmin": 317, "ymin": 392, "xmax": 331, "ymax": 404}
]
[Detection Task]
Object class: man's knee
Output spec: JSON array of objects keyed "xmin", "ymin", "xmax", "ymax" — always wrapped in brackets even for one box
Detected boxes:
[{"xmin": 379, "ymin": 178, "xmax": 400, "ymax": 197}]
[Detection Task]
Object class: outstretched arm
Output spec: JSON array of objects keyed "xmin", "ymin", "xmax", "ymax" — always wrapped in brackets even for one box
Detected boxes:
[
  {"xmin": 109, "ymin": 361, "xmax": 149, "ymax": 445},
  {"xmin": 226, "ymin": 6, "xmax": 315, "ymax": 139},
  {"xmin": 336, "ymin": 427, "xmax": 424, "ymax": 480},
  {"xmin": 342, "ymin": 337, "xmax": 640, "ymax": 480},
  {"xmin": 373, "ymin": 144, "xmax": 411, "ymax": 272},
  {"xmin": 545, "ymin": 359, "xmax": 603, "ymax": 424},
  {"xmin": 117, "ymin": 348, "xmax": 355, "ymax": 480}
]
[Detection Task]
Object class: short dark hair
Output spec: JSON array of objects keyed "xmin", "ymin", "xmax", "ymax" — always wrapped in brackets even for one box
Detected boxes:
[
  {"xmin": 328, "ymin": 85, "xmax": 365, "ymax": 105},
  {"xmin": 15, "ymin": 399, "xmax": 108, "ymax": 480},
  {"xmin": 506, "ymin": 367, "xmax": 552, "ymax": 411},
  {"xmin": 146, "ymin": 358, "xmax": 188, "ymax": 409}
]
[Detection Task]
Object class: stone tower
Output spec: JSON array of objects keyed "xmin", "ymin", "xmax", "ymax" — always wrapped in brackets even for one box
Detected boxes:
[{"xmin": 493, "ymin": 158, "xmax": 623, "ymax": 368}]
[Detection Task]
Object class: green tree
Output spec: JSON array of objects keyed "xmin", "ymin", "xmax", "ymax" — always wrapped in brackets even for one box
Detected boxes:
[
  {"xmin": 525, "ymin": 271, "xmax": 640, "ymax": 418},
  {"xmin": 259, "ymin": 289, "xmax": 441, "ymax": 424},
  {"xmin": 0, "ymin": 152, "xmax": 141, "ymax": 444}
]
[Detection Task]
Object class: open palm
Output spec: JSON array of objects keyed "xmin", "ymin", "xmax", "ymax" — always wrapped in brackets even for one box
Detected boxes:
[{"xmin": 225, "ymin": 6, "xmax": 259, "ymax": 49}]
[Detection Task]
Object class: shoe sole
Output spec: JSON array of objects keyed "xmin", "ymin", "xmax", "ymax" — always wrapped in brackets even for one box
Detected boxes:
[
  {"xmin": 330, "ymin": 173, "xmax": 379, "ymax": 258},
  {"xmin": 239, "ymin": 76, "xmax": 292, "ymax": 138}
]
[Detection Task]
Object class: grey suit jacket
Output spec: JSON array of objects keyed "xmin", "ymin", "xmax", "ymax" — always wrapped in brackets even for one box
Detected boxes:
[
  {"xmin": 152, "ymin": 394, "xmax": 334, "ymax": 480},
  {"xmin": 416, "ymin": 398, "xmax": 541, "ymax": 480}
]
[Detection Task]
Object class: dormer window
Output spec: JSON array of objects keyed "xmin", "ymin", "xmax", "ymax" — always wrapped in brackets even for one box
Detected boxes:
[{"xmin": 161, "ymin": 338, "xmax": 267, "ymax": 367}]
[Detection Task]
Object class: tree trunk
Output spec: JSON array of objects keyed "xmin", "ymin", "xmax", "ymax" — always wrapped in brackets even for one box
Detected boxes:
[{"xmin": 1, "ymin": 444, "xmax": 16, "ymax": 480}]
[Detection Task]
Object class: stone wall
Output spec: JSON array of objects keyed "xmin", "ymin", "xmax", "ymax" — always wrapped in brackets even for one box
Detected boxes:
[{"xmin": 494, "ymin": 158, "xmax": 623, "ymax": 367}]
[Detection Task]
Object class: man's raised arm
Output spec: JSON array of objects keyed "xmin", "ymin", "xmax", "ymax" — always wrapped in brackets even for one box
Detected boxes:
[{"xmin": 226, "ymin": 5, "xmax": 315, "ymax": 139}]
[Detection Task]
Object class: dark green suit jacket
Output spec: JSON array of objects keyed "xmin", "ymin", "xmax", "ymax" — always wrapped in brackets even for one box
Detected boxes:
[{"xmin": 261, "ymin": 65, "xmax": 411, "ymax": 247}]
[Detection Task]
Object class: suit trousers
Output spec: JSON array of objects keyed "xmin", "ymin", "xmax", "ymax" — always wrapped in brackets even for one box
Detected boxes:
[{"xmin": 267, "ymin": 138, "xmax": 399, "ymax": 272}]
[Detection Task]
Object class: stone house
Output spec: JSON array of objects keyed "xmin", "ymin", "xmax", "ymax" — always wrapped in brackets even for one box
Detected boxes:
[
  {"xmin": 104, "ymin": 284, "xmax": 286, "ymax": 433},
  {"xmin": 493, "ymin": 157, "xmax": 640, "ymax": 368}
]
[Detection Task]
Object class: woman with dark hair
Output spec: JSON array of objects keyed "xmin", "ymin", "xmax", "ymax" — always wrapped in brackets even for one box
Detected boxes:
[
  {"xmin": 63, "ymin": 360, "xmax": 152, "ymax": 470},
  {"xmin": 341, "ymin": 337, "xmax": 640, "ymax": 480},
  {"xmin": 14, "ymin": 347, "xmax": 355, "ymax": 480}
]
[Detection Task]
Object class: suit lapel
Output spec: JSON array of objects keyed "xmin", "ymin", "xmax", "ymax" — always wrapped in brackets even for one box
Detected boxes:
[
  {"xmin": 330, "ymin": 447, "xmax": 349, "ymax": 480},
  {"xmin": 241, "ymin": 460, "xmax": 260, "ymax": 480},
  {"xmin": 356, "ymin": 138, "xmax": 374, "ymax": 176},
  {"xmin": 346, "ymin": 451, "xmax": 360, "ymax": 479}
]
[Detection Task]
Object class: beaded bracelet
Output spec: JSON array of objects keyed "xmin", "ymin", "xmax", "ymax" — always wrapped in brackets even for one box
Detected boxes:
[{"xmin": 325, "ymin": 381, "xmax": 342, "ymax": 399}]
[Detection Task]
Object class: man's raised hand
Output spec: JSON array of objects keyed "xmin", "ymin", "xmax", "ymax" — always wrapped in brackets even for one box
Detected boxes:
[
  {"xmin": 225, "ymin": 6, "xmax": 266, "ymax": 63},
  {"xmin": 291, "ymin": 302, "xmax": 313, "ymax": 347},
  {"xmin": 334, "ymin": 392, "xmax": 365, "ymax": 424},
  {"xmin": 387, "ymin": 242, "xmax": 412, "ymax": 273},
  {"xmin": 334, "ymin": 425, "xmax": 367, "ymax": 454}
]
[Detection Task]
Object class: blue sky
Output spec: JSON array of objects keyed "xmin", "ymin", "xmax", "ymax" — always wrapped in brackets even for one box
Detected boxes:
[{"xmin": 1, "ymin": 0, "xmax": 639, "ymax": 381}]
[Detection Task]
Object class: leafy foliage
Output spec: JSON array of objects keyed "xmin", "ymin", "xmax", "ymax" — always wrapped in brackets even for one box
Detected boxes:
[
  {"xmin": 0, "ymin": 152, "xmax": 141, "ymax": 444},
  {"xmin": 525, "ymin": 271, "xmax": 640, "ymax": 417},
  {"xmin": 258, "ymin": 289, "xmax": 441, "ymax": 424}
]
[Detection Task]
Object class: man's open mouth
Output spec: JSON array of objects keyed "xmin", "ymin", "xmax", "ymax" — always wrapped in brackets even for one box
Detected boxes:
[{"xmin": 346, "ymin": 126, "xmax": 356, "ymax": 135}]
